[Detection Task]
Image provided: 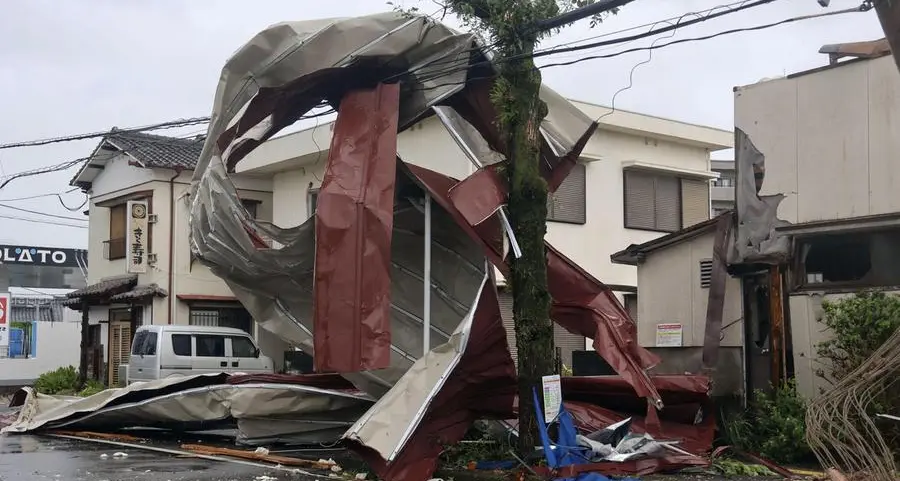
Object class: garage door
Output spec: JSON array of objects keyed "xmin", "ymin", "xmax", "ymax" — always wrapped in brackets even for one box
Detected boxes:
[{"xmin": 498, "ymin": 290, "xmax": 585, "ymax": 371}]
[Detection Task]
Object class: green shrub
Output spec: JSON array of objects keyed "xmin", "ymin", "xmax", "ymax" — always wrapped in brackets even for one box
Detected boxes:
[
  {"xmin": 32, "ymin": 366, "xmax": 79, "ymax": 395},
  {"xmin": 77, "ymin": 380, "xmax": 106, "ymax": 398},
  {"xmin": 815, "ymin": 290, "xmax": 900, "ymax": 450},
  {"xmin": 723, "ymin": 380, "xmax": 812, "ymax": 464}
]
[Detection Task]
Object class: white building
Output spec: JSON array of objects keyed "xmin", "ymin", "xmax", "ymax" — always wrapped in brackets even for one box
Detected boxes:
[
  {"xmin": 66, "ymin": 131, "xmax": 285, "ymax": 386},
  {"xmin": 237, "ymin": 99, "xmax": 733, "ymax": 368}
]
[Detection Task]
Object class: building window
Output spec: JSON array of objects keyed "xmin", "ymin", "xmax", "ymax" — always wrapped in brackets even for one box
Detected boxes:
[
  {"xmin": 240, "ymin": 199, "xmax": 259, "ymax": 219},
  {"xmin": 712, "ymin": 177, "xmax": 735, "ymax": 187},
  {"xmin": 623, "ymin": 293, "xmax": 638, "ymax": 322},
  {"xmin": 308, "ymin": 189, "xmax": 319, "ymax": 218},
  {"xmin": 547, "ymin": 162, "xmax": 586, "ymax": 224},
  {"xmin": 623, "ymin": 170, "xmax": 710, "ymax": 232},
  {"xmin": 189, "ymin": 306, "xmax": 253, "ymax": 334},
  {"xmin": 794, "ymin": 229, "xmax": 900, "ymax": 290},
  {"xmin": 700, "ymin": 259, "xmax": 713, "ymax": 288},
  {"xmin": 106, "ymin": 203, "xmax": 127, "ymax": 260}
]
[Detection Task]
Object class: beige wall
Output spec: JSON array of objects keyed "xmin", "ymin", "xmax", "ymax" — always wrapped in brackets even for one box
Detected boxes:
[
  {"xmin": 735, "ymin": 55, "xmax": 900, "ymax": 224},
  {"xmin": 85, "ymin": 158, "xmax": 273, "ymax": 328},
  {"xmin": 635, "ymin": 230, "xmax": 743, "ymax": 349}
]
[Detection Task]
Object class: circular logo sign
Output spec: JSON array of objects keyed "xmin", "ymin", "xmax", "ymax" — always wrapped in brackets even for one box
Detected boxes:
[{"xmin": 131, "ymin": 203, "xmax": 147, "ymax": 219}]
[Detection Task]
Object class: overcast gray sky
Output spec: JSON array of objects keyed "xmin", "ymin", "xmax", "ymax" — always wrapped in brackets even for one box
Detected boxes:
[{"xmin": 0, "ymin": 0, "xmax": 884, "ymax": 249}]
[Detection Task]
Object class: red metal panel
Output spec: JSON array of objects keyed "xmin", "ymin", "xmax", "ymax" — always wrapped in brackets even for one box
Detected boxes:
[{"xmin": 313, "ymin": 83, "xmax": 400, "ymax": 373}]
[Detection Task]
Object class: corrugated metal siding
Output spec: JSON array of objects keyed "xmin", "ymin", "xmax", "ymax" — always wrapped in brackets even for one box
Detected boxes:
[
  {"xmin": 498, "ymin": 291, "xmax": 517, "ymax": 369},
  {"xmin": 681, "ymin": 178, "xmax": 710, "ymax": 227},
  {"xmin": 548, "ymin": 162, "xmax": 586, "ymax": 224},
  {"xmin": 554, "ymin": 324, "xmax": 584, "ymax": 369},
  {"xmin": 624, "ymin": 170, "xmax": 656, "ymax": 229},
  {"xmin": 655, "ymin": 175, "xmax": 681, "ymax": 232}
]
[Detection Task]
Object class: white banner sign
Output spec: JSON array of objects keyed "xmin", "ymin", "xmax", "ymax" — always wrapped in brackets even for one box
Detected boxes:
[
  {"xmin": 126, "ymin": 200, "xmax": 149, "ymax": 273},
  {"xmin": 541, "ymin": 374, "xmax": 562, "ymax": 423},
  {"xmin": 0, "ymin": 292, "xmax": 10, "ymax": 349},
  {"xmin": 655, "ymin": 323, "xmax": 683, "ymax": 347}
]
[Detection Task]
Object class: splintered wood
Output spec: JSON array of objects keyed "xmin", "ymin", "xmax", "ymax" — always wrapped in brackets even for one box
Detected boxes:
[{"xmin": 179, "ymin": 444, "xmax": 336, "ymax": 470}]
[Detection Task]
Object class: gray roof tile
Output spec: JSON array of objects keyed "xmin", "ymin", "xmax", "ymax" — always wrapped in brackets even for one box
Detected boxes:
[{"xmin": 105, "ymin": 131, "xmax": 204, "ymax": 170}]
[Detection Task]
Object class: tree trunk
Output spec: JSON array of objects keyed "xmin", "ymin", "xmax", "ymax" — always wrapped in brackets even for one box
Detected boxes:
[
  {"xmin": 499, "ymin": 46, "xmax": 556, "ymax": 456},
  {"xmin": 77, "ymin": 301, "xmax": 89, "ymax": 389}
]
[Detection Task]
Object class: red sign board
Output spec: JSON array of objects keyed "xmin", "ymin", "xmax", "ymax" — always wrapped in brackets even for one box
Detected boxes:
[{"xmin": 0, "ymin": 294, "xmax": 8, "ymax": 325}]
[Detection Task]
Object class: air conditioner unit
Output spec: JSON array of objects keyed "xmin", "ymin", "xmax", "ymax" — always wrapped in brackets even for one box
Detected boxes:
[
  {"xmin": 148, "ymin": 213, "xmax": 159, "ymax": 224},
  {"xmin": 147, "ymin": 253, "xmax": 158, "ymax": 265}
]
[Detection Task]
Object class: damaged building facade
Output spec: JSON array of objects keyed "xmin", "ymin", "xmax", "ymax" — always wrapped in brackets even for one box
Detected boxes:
[{"xmin": 612, "ymin": 40, "xmax": 900, "ymax": 400}]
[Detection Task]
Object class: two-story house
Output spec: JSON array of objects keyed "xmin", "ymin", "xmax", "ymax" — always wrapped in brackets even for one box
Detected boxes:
[
  {"xmin": 610, "ymin": 39, "xmax": 900, "ymax": 400},
  {"xmin": 235, "ymin": 99, "xmax": 733, "ymax": 369},
  {"xmin": 65, "ymin": 131, "xmax": 283, "ymax": 386}
]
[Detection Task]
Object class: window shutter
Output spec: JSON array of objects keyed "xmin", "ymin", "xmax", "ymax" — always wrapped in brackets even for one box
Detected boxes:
[
  {"xmin": 681, "ymin": 178, "xmax": 710, "ymax": 228},
  {"xmin": 553, "ymin": 323, "xmax": 585, "ymax": 369},
  {"xmin": 654, "ymin": 175, "xmax": 681, "ymax": 232},
  {"xmin": 109, "ymin": 204, "xmax": 126, "ymax": 239},
  {"xmin": 498, "ymin": 291, "xmax": 517, "ymax": 370},
  {"xmin": 700, "ymin": 259, "xmax": 713, "ymax": 288},
  {"xmin": 624, "ymin": 170, "xmax": 655, "ymax": 230},
  {"xmin": 548, "ymin": 162, "xmax": 586, "ymax": 224}
]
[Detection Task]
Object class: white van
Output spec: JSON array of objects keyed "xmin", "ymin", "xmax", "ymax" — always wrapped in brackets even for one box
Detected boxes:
[{"xmin": 127, "ymin": 325, "xmax": 274, "ymax": 384}]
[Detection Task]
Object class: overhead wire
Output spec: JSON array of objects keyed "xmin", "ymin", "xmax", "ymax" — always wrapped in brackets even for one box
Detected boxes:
[
  {"xmin": 0, "ymin": 213, "xmax": 87, "ymax": 229},
  {"xmin": 0, "ymin": 117, "xmax": 210, "ymax": 151},
  {"xmin": 0, "ymin": 203, "xmax": 88, "ymax": 222}
]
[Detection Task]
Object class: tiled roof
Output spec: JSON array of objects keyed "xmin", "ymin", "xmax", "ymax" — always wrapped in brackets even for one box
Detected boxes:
[
  {"xmin": 10, "ymin": 300, "xmax": 65, "ymax": 323},
  {"xmin": 67, "ymin": 274, "xmax": 137, "ymax": 299},
  {"xmin": 105, "ymin": 131, "xmax": 204, "ymax": 170},
  {"xmin": 108, "ymin": 284, "xmax": 168, "ymax": 302}
]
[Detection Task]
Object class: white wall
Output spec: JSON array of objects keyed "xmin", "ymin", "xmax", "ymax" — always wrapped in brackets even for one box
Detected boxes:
[
  {"xmin": 635, "ymin": 230, "xmax": 743, "ymax": 348},
  {"xmin": 735, "ymin": 55, "xmax": 900, "ymax": 225},
  {"xmin": 0, "ymin": 321, "xmax": 81, "ymax": 386}
]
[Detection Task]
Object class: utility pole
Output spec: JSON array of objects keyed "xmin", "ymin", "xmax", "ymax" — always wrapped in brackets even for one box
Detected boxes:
[{"xmin": 443, "ymin": 0, "xmax": 629, "ymax": 456}]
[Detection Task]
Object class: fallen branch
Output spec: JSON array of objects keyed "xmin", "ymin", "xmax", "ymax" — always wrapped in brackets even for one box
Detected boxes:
[
  {"xmin": 180, "ymin": 443, "xmax": 336, "ymax": 470},
  {"xmin": 49, "ymin": 430, "xmax": 145, "ymax": 443}
]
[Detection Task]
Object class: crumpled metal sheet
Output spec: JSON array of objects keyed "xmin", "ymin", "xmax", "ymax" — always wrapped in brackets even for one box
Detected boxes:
[
  {"xmin": 343, "ymin": 273, "xmax": 517, "ymax": 481},
  {"xmin": 731, "ymin": 128, "xmax": 791, "ymax": 264},
  {"xmin": 313, "ymin": 84, "xmax": 400, "ymax": 373},
  {"xmin": 2, "ymin": 374, "xmax": 373, "ymax": 445}
]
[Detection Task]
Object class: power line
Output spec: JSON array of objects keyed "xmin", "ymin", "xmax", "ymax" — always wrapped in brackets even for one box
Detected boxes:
[
  {"xmin": 0, "ymin": 117, "xmax": 210, "ymax": 151},
  {"xmin": 408, "ymin": 4, "xmax": 869, "ymax": 92},
  {"xmin": 0, "ymin": 187, "xmax": 80, "ymax": 202},
  {"xmin": 0, "ymin": 203, "xmax": 88, "ymax": 222},
  {"xmin": 0, "ymin": 213, "xmax": 87, "ymax": 229}
]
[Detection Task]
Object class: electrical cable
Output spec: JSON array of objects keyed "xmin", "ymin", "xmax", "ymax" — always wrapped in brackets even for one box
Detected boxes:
[
  {"xmin": 0, "ymin": 187, "xmax": 80, "ymax": 202},
  {"xmin": 0, "ymin": 203, "xmax": 88, "ymax": 222},
  {"xmin": 0, "ymin": 117, "xmax": 210, "ymax": 151},
  {"xmin": 405, "ymin": 4, "xmax": 868, "ymax": 93},
  {"xmin": 0, "ymin": 213, "xmax": 87, "ymax": 229}
]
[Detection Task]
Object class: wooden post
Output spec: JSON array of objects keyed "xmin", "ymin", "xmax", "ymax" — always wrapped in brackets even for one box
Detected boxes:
[
  {"xmin": 78, "ymin": 300, "xmax": 90, "ymax": 388},
  {"xmin": 768, "ymin": 265, "xmax": 785, "ymax": 387}
]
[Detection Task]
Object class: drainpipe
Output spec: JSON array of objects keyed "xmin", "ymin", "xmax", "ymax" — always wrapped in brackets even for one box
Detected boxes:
[{"xmin": 167, "ymin": 168, "xmax": 183, "ymax": 324}]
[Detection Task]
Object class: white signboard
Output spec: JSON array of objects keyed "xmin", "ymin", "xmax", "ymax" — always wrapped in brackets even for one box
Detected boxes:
[
  {"xmin": 0, "ymin": 292, "xmax": 10, "ymax": 349},
  {"xmin": 126, "ymin": 200, "xmax": 149, "ymax": 273},
  {"xmin": 655, "ymin": 323, "xmax": 683, "ymax": 347},
  {"xmin": 541, "ymin": 374, "xmax": 562, "ymax": 423}
]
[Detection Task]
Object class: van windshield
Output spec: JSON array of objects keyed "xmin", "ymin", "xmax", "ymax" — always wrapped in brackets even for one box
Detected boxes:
[{"xmin": 132, "ymin": 331, "xmax": 158, "ymax": 356}]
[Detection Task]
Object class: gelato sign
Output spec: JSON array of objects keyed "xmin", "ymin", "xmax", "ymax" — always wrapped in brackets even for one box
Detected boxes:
[{"xmin": 0, "ymin": 245, "xmax": 85, "ymax": 268}]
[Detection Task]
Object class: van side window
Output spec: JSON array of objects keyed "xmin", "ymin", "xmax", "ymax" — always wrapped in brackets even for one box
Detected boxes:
[
  {"xmin": 131, "ymin": 331, "xmax": 147, "ymax": 355},
  {"xmin": 231, "ymin": 336, "xmax": 257, "ymax": 358},
  {"xmin": 196, "ymin": 335, "xmax": 225, "ymax": 357},
  {"xmin": 172, "ymin": 334, "xmax": 192, "ymax": 356}
]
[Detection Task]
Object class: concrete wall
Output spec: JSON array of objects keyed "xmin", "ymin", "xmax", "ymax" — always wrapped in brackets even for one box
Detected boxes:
[
  {"xmin": 635, "ymin": 230, "xmax": 743, "ymax": 349},
  {"xmin": 0, "ymin": 321, "xmax": 81, "ymax": 386},
  {"xmin": 735, "ymin": 55, "xmax": 900, "ymax": 225}
]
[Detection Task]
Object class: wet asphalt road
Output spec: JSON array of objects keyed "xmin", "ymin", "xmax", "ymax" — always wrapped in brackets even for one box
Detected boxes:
[{"xmin": 0, "ymin": 434, "xmax": 319, "ymax": 481}]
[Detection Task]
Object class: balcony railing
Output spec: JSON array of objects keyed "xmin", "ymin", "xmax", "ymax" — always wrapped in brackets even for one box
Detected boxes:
[{"xmin": 104, "ymin": 238, "xmax": 126, "ymax": 260}]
